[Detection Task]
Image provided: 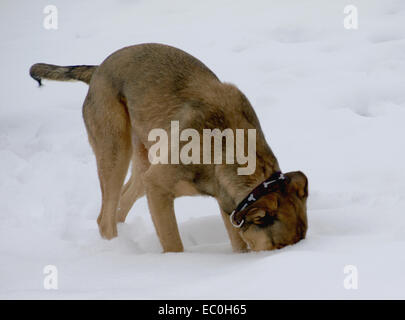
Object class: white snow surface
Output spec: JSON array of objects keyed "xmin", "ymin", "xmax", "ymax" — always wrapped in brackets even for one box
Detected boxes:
[{"xmin": 1, "ymin": 0, "xmax": 405, "ymax": 299}]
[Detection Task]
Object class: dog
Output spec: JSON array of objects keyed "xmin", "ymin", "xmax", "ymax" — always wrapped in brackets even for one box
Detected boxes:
[{"xmin": 30, "ymin": 43, "xmax": 308, "ymax": 252}]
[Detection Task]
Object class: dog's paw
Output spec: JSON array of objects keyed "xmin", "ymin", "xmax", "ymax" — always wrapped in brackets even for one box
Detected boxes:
[
  {"xmin": 98, "ymin": 221, "xmax": 118, "ymax": 240},
  {"xmin": 115, "ymin": 211, "xmax": 127, "ymax": 224},
  {"xmin": 233, "ymin": 247, "xmax": 250, "ymax": 253},
  {"xmin": 162, "ymin": 247, "xmax": 184, "ymax": 253}
]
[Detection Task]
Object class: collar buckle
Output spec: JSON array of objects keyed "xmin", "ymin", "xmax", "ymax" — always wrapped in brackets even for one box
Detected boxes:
[{"xmin": 230, "ymin": 210, "xmax": 244, "ymax": 228}]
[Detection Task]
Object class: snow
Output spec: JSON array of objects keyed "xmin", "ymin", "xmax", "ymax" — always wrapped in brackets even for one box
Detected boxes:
[{"xmin": 1, "ymin": 0, "xmax": 405, "ymax": 299}]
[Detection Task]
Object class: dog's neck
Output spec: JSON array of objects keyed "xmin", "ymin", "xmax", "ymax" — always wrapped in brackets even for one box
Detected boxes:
[{"xmin": 215, "ymin": 147, "xmax": 280, "ymax": 214}]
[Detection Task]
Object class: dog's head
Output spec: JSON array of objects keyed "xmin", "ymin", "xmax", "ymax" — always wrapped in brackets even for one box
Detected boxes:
[{"xmin": 237, "ymin": 171, "xmax": 308, "ymax": 251}]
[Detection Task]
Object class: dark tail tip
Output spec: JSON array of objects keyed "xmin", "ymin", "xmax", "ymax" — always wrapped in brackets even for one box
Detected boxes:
[
  {"xmin": 33, "ymin": 76, "xmax": 42, "ymax": 87},
  {"xmin": 29, "ymin": 64, "xmax": 43, "ymax": 87}
]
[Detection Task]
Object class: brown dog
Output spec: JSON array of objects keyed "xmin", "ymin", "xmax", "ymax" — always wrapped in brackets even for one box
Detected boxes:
[{"xmin": 30, "ymin": 43, "xmax": 308, "ymax": 252}]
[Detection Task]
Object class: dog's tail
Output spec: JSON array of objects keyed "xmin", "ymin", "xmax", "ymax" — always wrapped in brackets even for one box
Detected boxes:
[{"xmin": 29, "ymin": 63, "xmax": 98, "ymax": 86}]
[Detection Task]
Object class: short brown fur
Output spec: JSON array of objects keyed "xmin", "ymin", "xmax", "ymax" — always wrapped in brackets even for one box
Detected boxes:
[{"xmin": 30, "ymin": 43, "xmax": 308, "ymax": 252}]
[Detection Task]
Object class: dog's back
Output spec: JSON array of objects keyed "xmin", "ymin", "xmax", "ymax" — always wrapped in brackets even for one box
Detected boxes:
[{"xmin": 29, "ymin": 43, "xmax": 293, "ymax": 253}]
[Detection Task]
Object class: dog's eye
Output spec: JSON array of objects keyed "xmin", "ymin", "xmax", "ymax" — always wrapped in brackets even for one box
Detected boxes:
[{"xmin": 257, "ymin": 212, "xmax": 277, "ymax": 227}]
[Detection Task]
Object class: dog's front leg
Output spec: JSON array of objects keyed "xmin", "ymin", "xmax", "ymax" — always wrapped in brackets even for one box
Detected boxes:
[
  {"xmin": 220, "ymin": 208, "xmax": 248, "ymax": 253},
  {"xmin": 144, "ymin": 167, "xmax": 184, "ymax": 253}
]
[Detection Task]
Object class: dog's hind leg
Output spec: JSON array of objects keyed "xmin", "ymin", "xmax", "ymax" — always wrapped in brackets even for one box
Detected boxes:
[
  {"xmin": 116, "ymin": 141, "xmax": 149, "ymax": 223},
  {"xmin": 83, "ymin": 90, "xmax": 132, "ymax": 240}
]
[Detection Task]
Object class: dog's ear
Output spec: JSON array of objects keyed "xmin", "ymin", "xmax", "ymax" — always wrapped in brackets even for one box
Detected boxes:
[
  {"xmin": 245, "ymin": 208, "xmax": 267, "ymax": 224},
  {"xmin": 245, "ymin": 194, "xmax": 278, "ymax": 224},
  {"xmin": 286, "ymin": 171, "xmax": 308, "ymax": 198}
]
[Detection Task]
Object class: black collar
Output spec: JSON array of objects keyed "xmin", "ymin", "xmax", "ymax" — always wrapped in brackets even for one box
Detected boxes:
[{"xmin": 230, "ymin": 171, "xmax": 286, "ymax": 228}]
